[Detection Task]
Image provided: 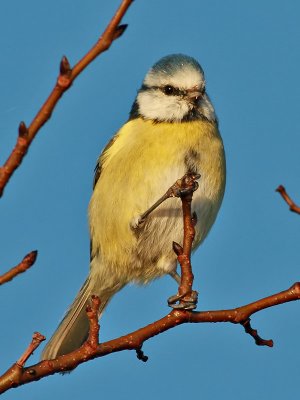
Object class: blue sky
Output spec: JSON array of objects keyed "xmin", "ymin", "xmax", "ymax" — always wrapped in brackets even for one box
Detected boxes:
[{"xmin": 1, "ymin": 0, "xmax": 300, "ymax": 398}]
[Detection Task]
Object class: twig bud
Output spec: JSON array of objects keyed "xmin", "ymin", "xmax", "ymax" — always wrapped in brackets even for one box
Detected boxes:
[
  {"xmin": 113, "ymin": 24, "xmax": 128, "ymax": 40},
  {"xmin": 18, "ymin": 121, "xmax": 28, "ymax": 138},
  {"xmin": 60, "ymin": 56, "xmax": 72, "ymax": 76},
  {"xmin": 276, "ymin": 185, "xmax": 284, "ymax": 193},
  {"xmin": 172, "ymin": 241, "xmax": 183, "ymax": 256},
  {"xmin": 192, "ymin": 211, "xmax": 197, "ymax": 226},
  {"xmin": 25, "ymin": 250, "xmax": 38, "ymax": 263}
]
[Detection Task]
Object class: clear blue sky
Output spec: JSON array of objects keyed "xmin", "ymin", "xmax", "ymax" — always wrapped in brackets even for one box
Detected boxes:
[{"xmin": 1, "ymin": 1, "xmax": 300, "ymax": 398}]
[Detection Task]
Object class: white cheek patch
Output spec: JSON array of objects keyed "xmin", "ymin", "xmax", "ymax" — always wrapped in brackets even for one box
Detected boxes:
[
  {"xmin": 137, "ymin": 90, "xmax": 189, "ymax": 122},
  {"xmin": 200, "ymin": 94, "xmax": 216, "ymax": 121}
]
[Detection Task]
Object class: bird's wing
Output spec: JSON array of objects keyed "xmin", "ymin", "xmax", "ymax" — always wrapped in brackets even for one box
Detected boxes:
[
  {"xmin": 91, "ymin": 133, "xmax": 120, "ymax": 261},
  {"xmin": 92, "ymin": 134, "xmax": 119, "ymax": 190}
]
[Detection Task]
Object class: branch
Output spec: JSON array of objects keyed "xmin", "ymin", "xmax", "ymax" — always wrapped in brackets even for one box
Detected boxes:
[
  {"xmin": 1, "ymin": 283, "xmax": 299, "ymax": 393},
  {"xmin": 0, "ymin": 0, "xmax": 133, "ymax": 198},
  {"xmin": 1, "ymin": 175, "xmax": 300, "ymax": 393},
  {"xmin": 0, "ymin": 332, "xmax": 45, "ymax": 392},
  {"xmin": 16, "ymin": 333, "xmax": 46, "ymax": 368},
  {"xmin": 276, "ymin": 185, "xmax": 300, "ymax": 214},
  {"xmin": 168, "ymin": 173, "xmax": 200, "ymax": 310},
  {"xmin": 0, "ymin": 251, "xmax": 38, "ymax": 286}
]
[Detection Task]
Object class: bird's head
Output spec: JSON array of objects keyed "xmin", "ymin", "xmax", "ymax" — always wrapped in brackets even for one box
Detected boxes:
[{"xmin": 130, "ymin": 54, "xmax": 217, "ymax": 123}]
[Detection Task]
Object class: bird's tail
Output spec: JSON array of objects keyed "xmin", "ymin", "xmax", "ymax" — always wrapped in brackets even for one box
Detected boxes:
[{"xmin": 41, "ymin": 269, "xmax": 123, "ymax": 361}]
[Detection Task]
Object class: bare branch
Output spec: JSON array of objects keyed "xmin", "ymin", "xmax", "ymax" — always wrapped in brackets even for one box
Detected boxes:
[
  {"xmin": 1, "ymin": 283, "xmax": 299, "ymax": 393},
  {"xmin": 276, "ymin": 185, "xmax": 300, "ymax": 214},
  {"xmin": 85, "ymin": 295, "xmax": 101, "ymax": 350},
  {"xmin": 1, "ymin": 174, "xmax": 300, "ymax": 393},
  {"xmin": 0, "ymin": 251, "xmax": 38, "ymax": 286},
  {"xmin": 168, "ymin": 173, "xmax": 200, "ymax": 310},
  {"xmin": 0, "ymin": 0, "xmax": 133, "ymax": 198}
]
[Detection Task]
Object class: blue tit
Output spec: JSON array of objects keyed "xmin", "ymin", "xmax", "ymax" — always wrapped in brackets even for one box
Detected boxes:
[{"xmin": 41, "ymin": 54, "xmax": 226, "ymax": 360}]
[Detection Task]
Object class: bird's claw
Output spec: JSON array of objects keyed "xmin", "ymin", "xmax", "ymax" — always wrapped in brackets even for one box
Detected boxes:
[
  {"xmin": 178, "ymin": 180, "xmax": 199, "ymax": 197},
  {"xmin": 168, "ymin": 290, "xmax": 198, "ymax": 310},
  {"xmin": 130, "ymin": 215, "xmax": 145, "ymax": 230},
  {"xmin": 169, "ymin": 173, "xmax": 200, "ymax": 199}
]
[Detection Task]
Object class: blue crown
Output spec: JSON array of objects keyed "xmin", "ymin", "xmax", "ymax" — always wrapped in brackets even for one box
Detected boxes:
[{"xmin": 150, "ymin": 54, "xmax": 203, "ymax": 76}]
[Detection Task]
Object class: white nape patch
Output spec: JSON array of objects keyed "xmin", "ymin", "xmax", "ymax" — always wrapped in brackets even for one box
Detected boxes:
[
  {"xmin": 137, "ymin": 89, "xmax": 190, "ymax": 122},
  {"xmin": 144, "ymin": 65, "xmax": 205, "ymax": 92}
]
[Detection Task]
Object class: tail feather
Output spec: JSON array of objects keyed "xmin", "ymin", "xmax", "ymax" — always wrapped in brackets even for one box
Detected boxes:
[{"xmin": 41, "ymin": 276, "xmax": 112, "ymax": 360}]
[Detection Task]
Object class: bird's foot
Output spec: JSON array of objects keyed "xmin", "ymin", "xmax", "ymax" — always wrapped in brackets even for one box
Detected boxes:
[
  {"xmin": 169, "ymin": 173, "xmax": 200, "ymax": 199},
  {"xmin": 130, "ymin": 215, "xmax": 145, "ymax": 230},
  {"xmin": 168, "ymin": 290, "xmax": 198, "ymax": 310}
]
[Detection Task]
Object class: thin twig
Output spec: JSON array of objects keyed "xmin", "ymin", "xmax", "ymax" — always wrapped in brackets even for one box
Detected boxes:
[
  {"xmin": 0, "ymin": 251, "xmax": 38, "ymax": 286},
  {"xmin": 136, "ymin": 348, "xmax": 149, "ymax": 362},
  {"xmin": 177, "ymin": 174, "xmax": 199, "ymax": 305},
  {"xmin": 276, "ymin": 185, "xmax": 300, "ymax": 214},
  {"xmin": 16, "ymin": 333, "xmax": 46, "ymax": 368},
  {"xmin": 242, "ymin": 319, "xmax": 273, "ymax": 347},
  {"xmin": 168, "ymin": 173, "xmax": 200, "ymax": 309},
  {"xmin": 85, "ymin": 295, "xmax": 101, "ymax": 350},
  {"xmin": 0, "ymin": 0, "xmax": 133, "ymax": 197}
]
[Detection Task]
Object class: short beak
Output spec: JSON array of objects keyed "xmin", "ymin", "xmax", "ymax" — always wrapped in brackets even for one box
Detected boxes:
[{"xmin": 186, "ymin": 89, "xmax": 202, "ymax": 103}]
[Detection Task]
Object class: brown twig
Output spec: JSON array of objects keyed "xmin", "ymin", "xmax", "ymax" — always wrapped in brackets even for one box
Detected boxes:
[
  {"xmin": 276, "ymin": 185, "xmax": 300, "ymax": 214},
  {"xmin": 177, "ymin": 174, "xmax": 199, "ymax": 304},
  {"xmin": 0, "ymin": 332, "xmax": 45, "ymax": 391},
  {"xmin": 85, "ymin": 295, "xmax": 101, "ymax": 350},
  {"xmin": 1, "ymin": 282, "xmax": 300, "ymax": 393},
  {"xmin": 0, "ymin": 0, "xmax": 133, "ymax": 198},
  {"xmin": 168, "ymin": 173, "xmax": 200, "ymax": 309},
  {"xmin": 16, "ymin": 333, "xmax": 46, "ymax": 368},
  {"xmin": 242, "ymin": 319, "xmax": 273, "ymax": 347},
  {"xmin": 0, "ymin": 251, "xmax": 38, "ymax": 286}
]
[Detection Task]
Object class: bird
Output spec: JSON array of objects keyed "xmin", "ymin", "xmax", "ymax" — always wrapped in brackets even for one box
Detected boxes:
[{"xmin": 41, "ymin": 54, "xmax": 226, "ymax": 360}]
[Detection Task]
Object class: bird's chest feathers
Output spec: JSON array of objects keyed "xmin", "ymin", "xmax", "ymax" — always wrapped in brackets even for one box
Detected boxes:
[
  {"xmin": 102, "ymin": 118, "xmax": 225, "ymax": 213},
  {"xmin": 117, "ymin": 119, "xmax": 224, "ymax": 198}
]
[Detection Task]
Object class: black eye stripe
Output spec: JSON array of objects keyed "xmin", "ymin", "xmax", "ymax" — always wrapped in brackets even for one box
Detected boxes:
[
  {"xmin": 162, "ymin": 85, "xmax": 183, "ymax": 96},
  {"xmin": 140, "ymin": 84, "xmax": 182, "ymax": 96},
  {"xmin": 139, "ymin": 84, "xmax": 205, "ymax": 97}
]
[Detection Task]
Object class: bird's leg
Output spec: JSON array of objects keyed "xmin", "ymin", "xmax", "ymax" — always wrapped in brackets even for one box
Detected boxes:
[
  {"xmin": 137, "ymin": 192, "xmax": 171, "ymax": 227},
  {"xmin": 133, "ymin": 173, "xmax": 200, "ymax": 228},
  {"xmin": 169, "ymin": 270, "xmax": 181, "ymax": 285}
]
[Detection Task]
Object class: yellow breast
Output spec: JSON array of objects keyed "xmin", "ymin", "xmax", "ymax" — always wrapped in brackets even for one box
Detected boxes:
[{"xmin": 89, "ymin": 118, "xmax": 226, "ymax": 279}]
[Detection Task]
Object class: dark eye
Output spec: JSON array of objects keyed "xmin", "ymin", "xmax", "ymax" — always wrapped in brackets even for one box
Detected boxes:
[{"xmin": 163, "ymin": 85, "xmax": 175, "ymax": 95}]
